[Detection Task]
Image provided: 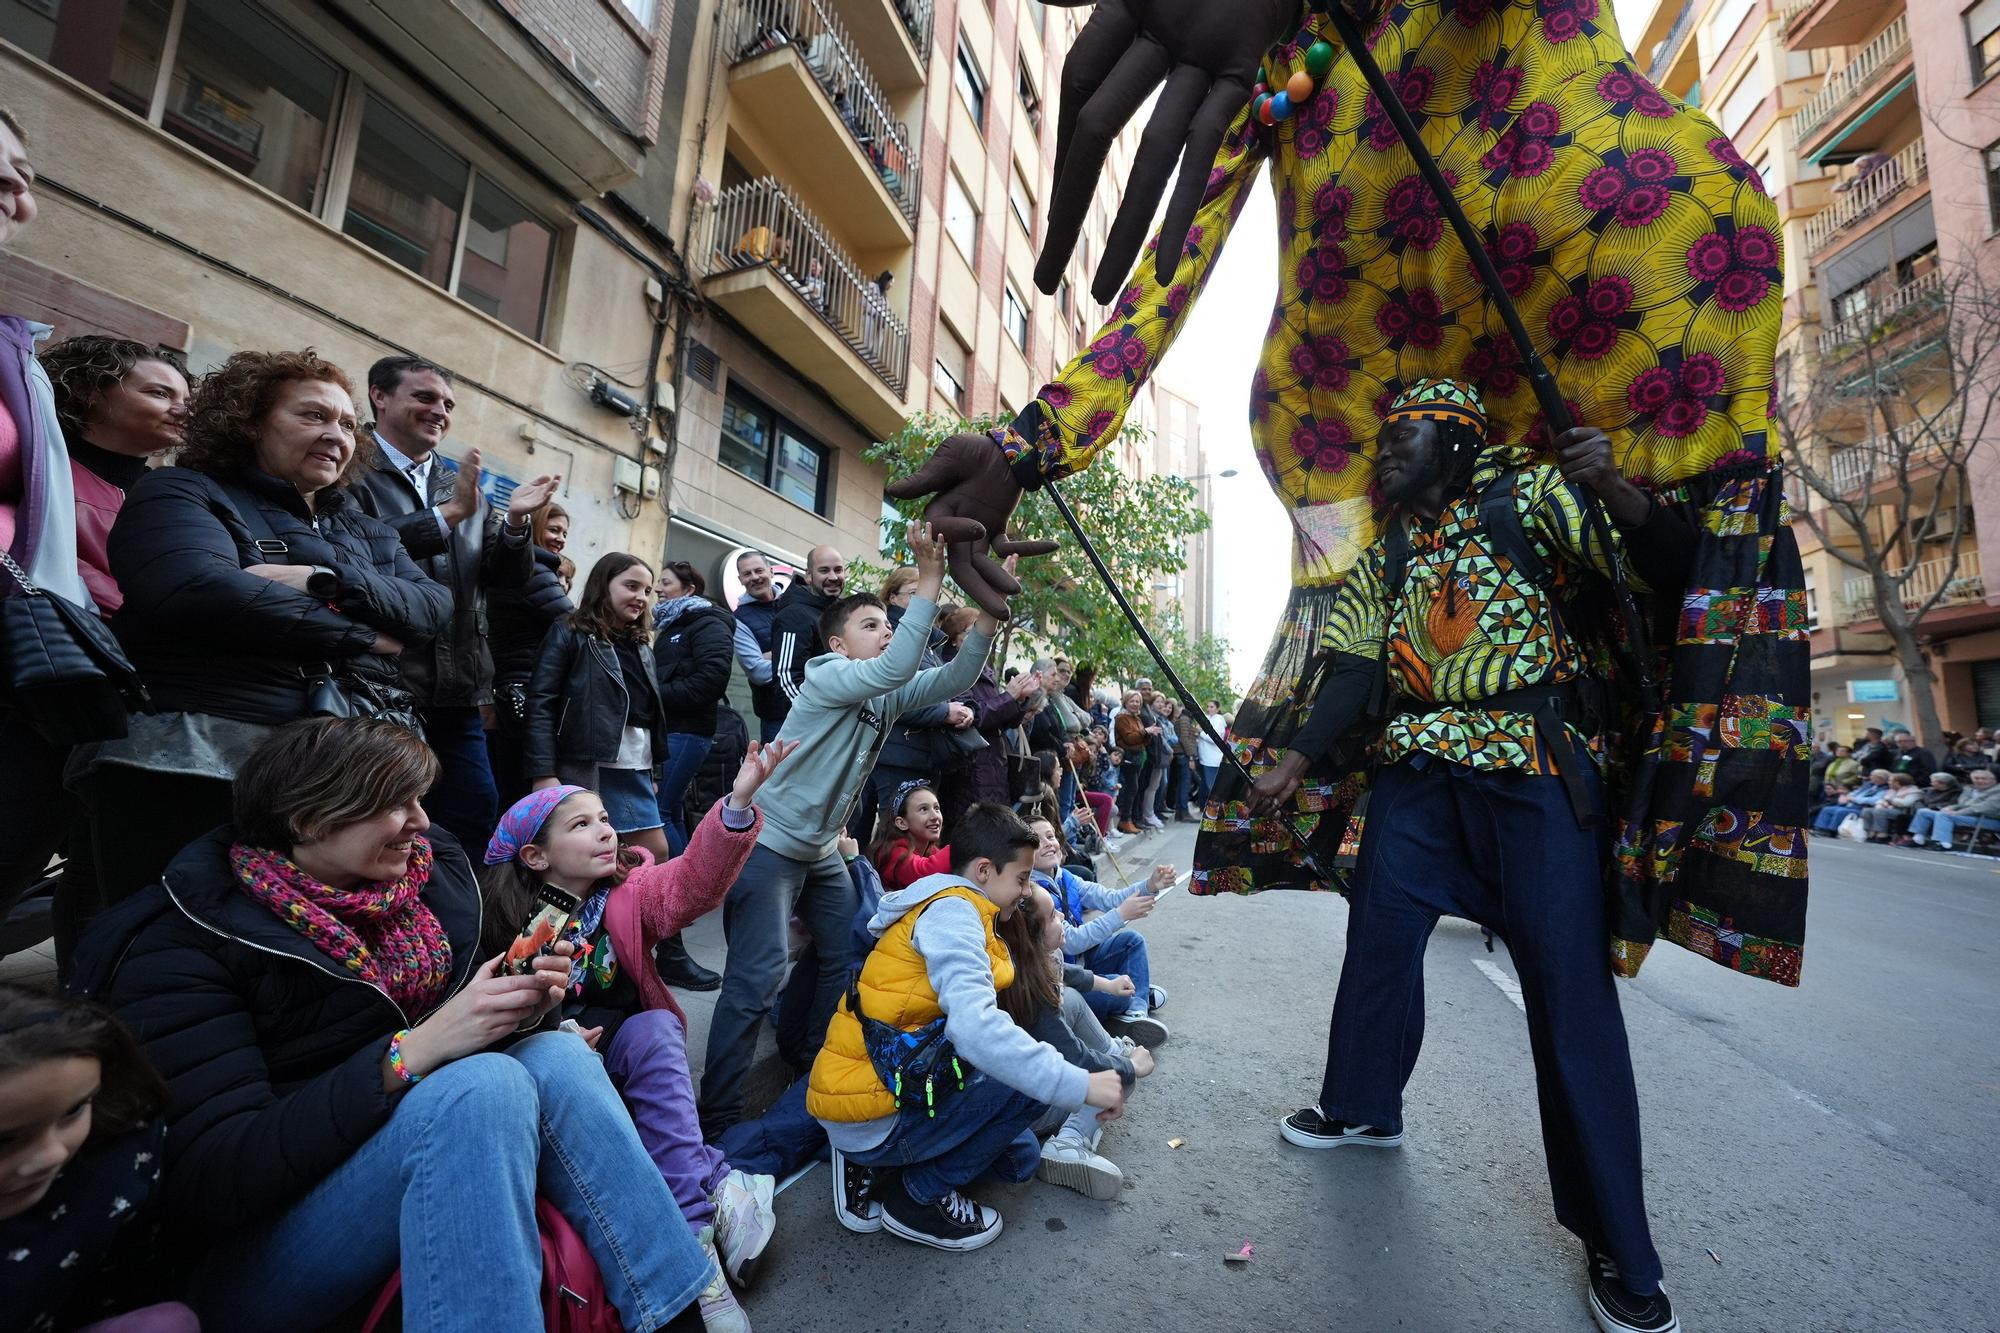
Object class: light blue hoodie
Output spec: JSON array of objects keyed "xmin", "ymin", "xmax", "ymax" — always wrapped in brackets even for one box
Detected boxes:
[{"xmin": 818, "ymin": 872, "xmax": 1093, "ymax": 1153}]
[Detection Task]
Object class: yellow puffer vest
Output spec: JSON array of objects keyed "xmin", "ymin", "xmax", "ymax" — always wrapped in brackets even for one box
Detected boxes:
[{"xmin": 807, "ymin": 885, "xmax": 1015, "ymax": 1123}]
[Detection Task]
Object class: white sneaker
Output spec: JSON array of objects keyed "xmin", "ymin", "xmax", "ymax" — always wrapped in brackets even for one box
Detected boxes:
[
  {"xmin": 695, "ymin": 1227, "xmax": 752, "ymax": 1332},
  {"xmin": 1037, "ymin": 1132, "xmax": 1123, "ymax": 1200},
  {"xmin": 1142, "ymin": 817, "xmax": 1165, "ymax": 830},
  {"xmin": 709, "ymin": 1168, "xmax": 775, "ymax": 1288}
]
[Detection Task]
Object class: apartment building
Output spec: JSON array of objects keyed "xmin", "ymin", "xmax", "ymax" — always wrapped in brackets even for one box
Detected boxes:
[
  {"xmin": 1630, "ymin": 0, "xmax": 2000, "ymax": 737},
  {"xmin": 0, "ymin": 0, "xmax": 686, "ymax": 567},
  {"xmin": 651, "ymin": 0, "xmax": 1193, "ymax": 611}
]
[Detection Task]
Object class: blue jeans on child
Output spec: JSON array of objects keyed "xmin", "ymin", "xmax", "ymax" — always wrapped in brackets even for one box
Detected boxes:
[
  {"xmin": 1079, "ymin": 929, "xmax": 1150, "ymax": 1022},
  {"xmin": 844, "ymin": 1071, "xmax": 1045, "ymax": 1204},
  {"xmin": 654, "ymin": 732, "xmax": 716, "ymax": 856},
  {"xmin": 186, "ymin": 1032, "xmax": 715, "ymax": 1333}
]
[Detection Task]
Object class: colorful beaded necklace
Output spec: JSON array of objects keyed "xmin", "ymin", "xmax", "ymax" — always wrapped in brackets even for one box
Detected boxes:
[{"xmin": 1251, "ymin": 36, "xmax": 1336, "ymax": 125}]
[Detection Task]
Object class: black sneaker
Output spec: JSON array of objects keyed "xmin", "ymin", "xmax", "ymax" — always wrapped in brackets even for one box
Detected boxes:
[
  {"xmin": 878, "ymin": 1177, "xmax": 1003, "ymax": 1252},
  {"xmin": 1587, "ymin": 1251, "xmax": 1679, "ymax": 1333},
  {"xmin": 1279, "ymin": 1105, "xmax": 1405, "ymax": 1149},
  {"xmin": 830, "ymin": 1146, "xmax": 880, "ymax": 1234},
  {"xmin": 1107, "ymin": 1012, "xmax": 1170, "ymax": 1046}
]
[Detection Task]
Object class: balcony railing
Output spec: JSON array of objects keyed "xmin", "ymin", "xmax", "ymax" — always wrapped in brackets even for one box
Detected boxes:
[
  {"xmin": 1803, "ymin": 139, "xmax": 1926, "ymax": 255},
  {"xmin": 1821, "ymin": 401, "xmax": 1962, "ymax": 492},
  {"xmin": 893, "ymin": 0, "xmax": 934, "ymax": 58},
  {"xmin": 1795, "ymin": 14, "xmax": 1909, "ymax": 141},
  {"xmin": 1816, "ymin": 268, "xmax": 1944, "ymax": 356},
  {"xmin": 1841, "ymin": 549, "xmax": 1986, "ymax": 621},
  {"xmin": 1647, "ymin": 0, "xmax": 1695, "ymax": 83},
  {"xmin": 725, "ymin": 0, "xmax": 922, "ymax": 222},
  {"xmin": 699, "ymin": 178, "xmax": 910, "ymax": 393}
]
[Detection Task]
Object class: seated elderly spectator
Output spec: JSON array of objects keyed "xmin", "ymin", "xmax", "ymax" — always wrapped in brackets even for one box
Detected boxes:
[
  {"xmin": 71, "ymin": 718, "xmax": 727, "ymax": 1332},
  {"xmin": 74, "ymin": 350, "xmax": 451, "ymax": 926},
  {"xmin": 1900, "ymin": 768, "xmax": 2000, "ymax": 851},
  {"xmin": 1942, "ymin": 737, "xmax": 1993, "ymax": 783},
  {"xmin": 1861, "ymin": 774, "xmax": 1925, "ymax": 844},
  {"xmin": 1811, "ymin": 770, "xmax": 1892, "ymax": 835}
]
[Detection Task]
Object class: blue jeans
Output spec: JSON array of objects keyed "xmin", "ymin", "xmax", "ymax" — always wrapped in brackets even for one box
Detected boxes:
[
  {"xmin": 1909, "ymin": 807, "xmax": 1981, "ymax": 848},
  {"xmin": 187, "ymin": 1032, "xmax": 714, "ymax": 1333},
  {"xmin": 844, "ymin": 1071, "xmax": 1045, "ymax": 1203},
  {"xmin": 700, "ymin": 842, "xmax": 859, "ymax": 1135},
  {"xmin": 655, "ymin": 732, "xmax": 716, "ymax": 857},
  {"xmin": 1200, "ymin": 762, "xmax": 1219, "ymax": 802},
  {"xmin": 1080, "ymin": 928, "xmax": 1150, "ymax": 1022},
  {"xmin": 419, "ymin": 706, "xmax": 500, "ymax": 856},
  {"xmin": 1166, "ymin": 755, "xmax": 1191, "ymax": 812},
  {"xmin": 1320, "ymin": 756, "xmax": 1662, "ymax": 1293}
]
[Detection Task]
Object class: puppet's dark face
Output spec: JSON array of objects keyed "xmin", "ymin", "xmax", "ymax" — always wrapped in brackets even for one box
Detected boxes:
[{"xmin": 1375, "ymin": 417, "xmax": 1443, "ymax": 503}]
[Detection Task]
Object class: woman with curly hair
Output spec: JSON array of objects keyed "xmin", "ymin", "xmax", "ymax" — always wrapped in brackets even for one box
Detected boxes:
[
  {"xmin": 69, "ymin": 349, "xmax": 450, "ymax": 931},
  {"xmin": 37, "ymin": 335, "xmax": 190, "ymax": 614}
]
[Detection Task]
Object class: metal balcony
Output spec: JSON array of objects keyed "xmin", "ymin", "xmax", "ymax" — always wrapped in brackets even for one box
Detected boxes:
[
  {"xmin": 1840, "ymin": 549, "xmax": 1985, "ymax": 622},
  {"xmin": 698, "ymin": 178, "xmax": 911, "ymax": 436},
  {"xmin": 1803, "ymin": 139, "xmax": 1926, "ymax": 255},
  {"xmin": 1794, "ymin": 14, "xmax": 1910, "ymax": 144},
  {"xmin": 1816, "ymin": 269, "xmax": 1942, "ymax": 356}
]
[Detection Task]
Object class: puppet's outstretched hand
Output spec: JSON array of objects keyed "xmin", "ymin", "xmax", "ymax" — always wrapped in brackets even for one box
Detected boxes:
[
  {"xmin": 884, "ymin": 433, "xmax": 1058, "ymax": 619},
  {"xmin": 1033, "ymin": 0, "xmax": 1298, "ymax": 301}
]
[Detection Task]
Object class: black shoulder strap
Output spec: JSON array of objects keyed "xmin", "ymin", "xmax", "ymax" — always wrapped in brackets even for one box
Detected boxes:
[
  {"xmin": 1478, "ymin": 469, "xmax": 1552, "ymax": 591},
  {"xmin": 212, "ymin": 478, "xmax": 288, "ymax": 560}
]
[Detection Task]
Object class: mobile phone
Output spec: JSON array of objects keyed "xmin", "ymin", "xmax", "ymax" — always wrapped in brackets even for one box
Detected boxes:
[{"xmin": 505, "ymin": 883, "xmax": 580, "ymax": 976}]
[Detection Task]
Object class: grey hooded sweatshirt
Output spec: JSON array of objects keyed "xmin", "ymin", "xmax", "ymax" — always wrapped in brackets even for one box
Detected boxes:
[{"xmin": 819, "ymin": 872, "xmax": 1093, "ymax": 1153}]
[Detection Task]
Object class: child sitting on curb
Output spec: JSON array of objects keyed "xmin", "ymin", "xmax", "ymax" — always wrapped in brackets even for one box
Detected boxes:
[
  {"xmin": 871, "ymin": 780, "xmax": 951, "ymax": 890},
  {"xmin": 996, "ymin": 883, "xmax": 1157, "ymax": 1200},
  {"xmin": 479, "ymin": 739, "xmax": 799, "ymax": 1331},
  {"xmin": 1027, "ymin": 817, "xmax": 1171, "ymax": 1045},
  {"xmin": 808, "ymin": 804, "xmax": 1126, "ymax": 1252}
]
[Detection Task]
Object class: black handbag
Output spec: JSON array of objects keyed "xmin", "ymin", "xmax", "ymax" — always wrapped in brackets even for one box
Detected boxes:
[
  {"xmin": 1003, "ymin": 725, "xmax": 1039, "ymax": 803},
  {"xmin": 301, "ymin": 662, "xmax": 424, "ymax": 737},
  {"xmin": 0, "ymin": 548, "xmax": 149, "ymax": 745},
  {"xmin": 925, "ymin": 718, "xmax": 987, "ymax": 774}
]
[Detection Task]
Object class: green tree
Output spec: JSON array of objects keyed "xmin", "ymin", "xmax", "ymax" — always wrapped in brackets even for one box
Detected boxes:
[{"xmin": 865, "ymin": 413, "xmax": 1232, "ymax": 698}]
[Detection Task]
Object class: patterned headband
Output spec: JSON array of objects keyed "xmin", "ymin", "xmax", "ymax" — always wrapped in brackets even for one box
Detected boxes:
[
  {"xmin": 1384, "ymin": 377, "xmax": 1488, "ymax": 437},
  {"xmin": 484, "ymin": 785, "xmax": 589, "ymax": 865},
  {"xmin": 892, "ymin": 778, "xmax": 934, "ymax": 814}
]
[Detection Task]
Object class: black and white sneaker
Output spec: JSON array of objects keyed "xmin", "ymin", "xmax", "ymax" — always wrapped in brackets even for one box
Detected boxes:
[
  {"xmin": 1279, "ymin": 1105, "xmax": 1405, "ymax": 1149},
  {"xmin": 1108, "ymin": 1012, "xmax": 1170, "ymax": 1046},
  {"xmin": 1587, "ymin": 1250, "xmax": 1679, "ymax": 1332},
  {"xmin": 831, "ymin": 1145, "xmax": 881, "ymax": 1234},
  {"xmin": 878, "ymin": 1178, "xmax": 1003, "ymax": 1252}
]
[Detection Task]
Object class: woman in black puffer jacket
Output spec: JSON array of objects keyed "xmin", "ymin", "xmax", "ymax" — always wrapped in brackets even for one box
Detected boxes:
[
  {"xmin": 485, "ymin": 517, "xmax": 573, "ymax": 808},
  {"xmin": 650, "ymin": 561, "xmax": 736, "ymax": 857},
  {"xmin": 79, "ymin": 350, "xmax": 449, "ymax": 917}
]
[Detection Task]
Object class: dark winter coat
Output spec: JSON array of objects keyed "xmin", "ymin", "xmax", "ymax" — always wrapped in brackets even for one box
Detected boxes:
[
  {"xmin": 68, "ymin": 826, "xmax": 486, "ymax": 1233},
  {"xmin": 653, "ymin": 600, "xmax": 736, "ymax": 737},
  {"xmin": 108, "ymin": 466, "xmax": 451, "ymax": 725},
  {"xmin": 957, "ymin": 663, "xmax": 1031, "ymax": 806},
  {"xmin": 523, "ymin": 621, "xmax": 667, "ymax": 777},
  {"xmin": 487, "ymin": 545, "xmax": 573, "ymax": 686},
  {"xmin": 770, "ymin": 579, "xmax": 834, "ymax": 717},
  {"xmin": 346, "ymin": 448, "xmax": 532, "ymax": 708}
]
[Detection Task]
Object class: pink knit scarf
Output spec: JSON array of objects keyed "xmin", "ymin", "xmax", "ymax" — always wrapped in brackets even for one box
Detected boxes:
[{"xmin": 230, "ymin": 840, "xmax": 455, "ymax": 1016}]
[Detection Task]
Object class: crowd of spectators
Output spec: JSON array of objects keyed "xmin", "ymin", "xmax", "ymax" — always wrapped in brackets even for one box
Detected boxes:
[
  {"xmin": 1808, "ymin": 728, "xmax": 2000, "ymax": 852},
  {"xmin": 0, "ymin": 108, "xmax": 1228, "ymax": 1333}
]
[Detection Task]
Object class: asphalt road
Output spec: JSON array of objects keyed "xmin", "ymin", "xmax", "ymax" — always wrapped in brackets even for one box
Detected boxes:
[{"xmin": 671, "ymin": 822, "xmax": 1998, "ymax": 1332}]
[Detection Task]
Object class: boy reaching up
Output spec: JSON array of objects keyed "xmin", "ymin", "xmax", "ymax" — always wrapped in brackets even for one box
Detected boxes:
[
  {"xmin": 809, "ymin": 803, "xmax": 1127, "ymax": 1251},
  {"xmin": 699, "ymin": 523, "xmax": 1001, "ymax": 1137}
]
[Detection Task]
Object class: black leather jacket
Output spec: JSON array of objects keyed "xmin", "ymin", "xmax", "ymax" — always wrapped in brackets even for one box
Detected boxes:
[
  {"xmin": 523, "ymin": 621, "xmax": 667, "ymax": 777},
  {"xmin": 487, "ymin": 546, "xmax": 573, "ymax": 686}
]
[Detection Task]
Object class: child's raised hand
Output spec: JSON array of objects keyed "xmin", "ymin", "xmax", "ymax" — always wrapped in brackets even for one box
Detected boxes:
[
  {"xmin": 729, "ymin": 739, "xmax": 797, "ymax": 809},
  {"xmin": 1117, "ymin": 892, "xmax": 1156, "ymax": 923},
  {"xmin": 837, "ymin": 833, "xmax": 861, "ymax": 860},
  {"xmin": 1146, "ymin": 863, "xmax": 1176, "ymax": 895},
  {"xmin": 907, "ymin": 520, "xmax": 947, "ymax": 576}
]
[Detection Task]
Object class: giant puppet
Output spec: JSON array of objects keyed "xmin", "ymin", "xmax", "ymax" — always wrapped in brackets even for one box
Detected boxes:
[{"xmin": 888, "ymin": 0, "xmax": 1809, "ymax": 986}]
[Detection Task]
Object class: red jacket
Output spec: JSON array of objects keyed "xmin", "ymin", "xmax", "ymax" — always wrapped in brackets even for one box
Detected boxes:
[
  {"xmin": 873, "ymin": 836, "xmax": 952, "ymax": 891},
  {"xmin": 601, "ymin": 798, "xmax": 761, "ymax": 1021}
]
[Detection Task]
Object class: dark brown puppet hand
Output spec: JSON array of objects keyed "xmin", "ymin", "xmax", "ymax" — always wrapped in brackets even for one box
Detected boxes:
[{"xmin": 883, "ymin": 433, "xmax": 1059, "ymax": 619}]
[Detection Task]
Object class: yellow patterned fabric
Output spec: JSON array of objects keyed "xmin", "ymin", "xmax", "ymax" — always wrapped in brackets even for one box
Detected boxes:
[
  {"xmin": 1319, "ymin": 455, "xmax": 1629, "ymax": 771},
  {"xmin": 1002, "ymin": 0, "xmax": 1783, "ymax": 587}
]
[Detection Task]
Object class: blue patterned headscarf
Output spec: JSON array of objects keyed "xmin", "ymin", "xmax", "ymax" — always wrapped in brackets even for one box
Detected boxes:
[{"xmin": 484, "ymin": 786, "xmax": 589, "ymax": 865}]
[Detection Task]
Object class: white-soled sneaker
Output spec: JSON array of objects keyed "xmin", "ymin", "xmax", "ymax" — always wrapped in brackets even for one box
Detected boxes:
[
  {"xmin": 1279, "ymin": 1105, "xmax": 1404, "ymax": 1149},
  {"xmin": 1037, "ymin": 1132, "xmax": 1123, "ymax": 1200},
  {"xmin": 694, "ymin": 1227, "xmax": 752, "ymax": 1333},
  {"xmin": 831, "ymin": 1144, "xmax": 881, "ymax": 1234},
  {"xmin": 879, "ymin": 1178, "xmax": 1003, "ymax": 1252},
  {"xmin": 709, "ymin": 1168, "xmax": 775, "ymax": 1288}
]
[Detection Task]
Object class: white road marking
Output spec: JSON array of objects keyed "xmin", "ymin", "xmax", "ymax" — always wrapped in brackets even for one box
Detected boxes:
[
  {"xmin": 1791, "ymin": 1088, "xmax": 1837, "ymax": 1117},
  {"xmin": 775, "ymin": 1161, "xmax": 819, "ymax": 1196},
  {"xmin": 1473, "ymin": 959, "xmax": 1527, "ymax": 1012}
]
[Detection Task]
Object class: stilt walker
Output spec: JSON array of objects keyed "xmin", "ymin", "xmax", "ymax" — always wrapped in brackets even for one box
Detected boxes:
[{"xmin": 888, "ymin": 1, "xmax": 1812, "ymax": 1323}]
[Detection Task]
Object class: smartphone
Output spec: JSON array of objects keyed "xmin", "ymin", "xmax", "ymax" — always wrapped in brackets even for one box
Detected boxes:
[{"xmin": 505, "ymin": 882, "xmax": 580, "ymax": 976}]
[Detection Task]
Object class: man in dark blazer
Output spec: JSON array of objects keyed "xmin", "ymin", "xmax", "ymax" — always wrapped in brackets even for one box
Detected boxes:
[{"xmin": 349, "ymin": 354, "xmax": 558, "ymax": 852}]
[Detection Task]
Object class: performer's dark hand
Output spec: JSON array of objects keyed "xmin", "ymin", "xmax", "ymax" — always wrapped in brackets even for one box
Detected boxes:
[
  {"xmin": 1552, "ymin": 426, "xmax": 1654, "ymax": 525},
  {"xmin": 884, "ymin": 433, "xmax": 1058, "ymax": 619},
  {"xmin": 1034, "ymin": 0, "xmax": 1299, "ymax": 302},
  {"xmin": 1249, "ymin": 751, "xmax": 1310, "ymax": 817}
]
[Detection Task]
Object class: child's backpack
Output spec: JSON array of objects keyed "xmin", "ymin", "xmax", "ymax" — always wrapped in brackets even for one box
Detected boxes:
[{"xmin": 361, "ymin": 1199, "xmax": 621, "ymax": 1333}]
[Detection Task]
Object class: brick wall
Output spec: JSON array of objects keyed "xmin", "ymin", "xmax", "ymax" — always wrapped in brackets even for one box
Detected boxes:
[{"xmin": 496, "ymin": 0, "xmax": 655, "ymax": 136}]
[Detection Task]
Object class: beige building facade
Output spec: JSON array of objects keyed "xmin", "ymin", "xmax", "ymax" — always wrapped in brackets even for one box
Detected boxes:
[{"xmin": 1, "ymin": 0, "xmax": 689, "ymax": 573}]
